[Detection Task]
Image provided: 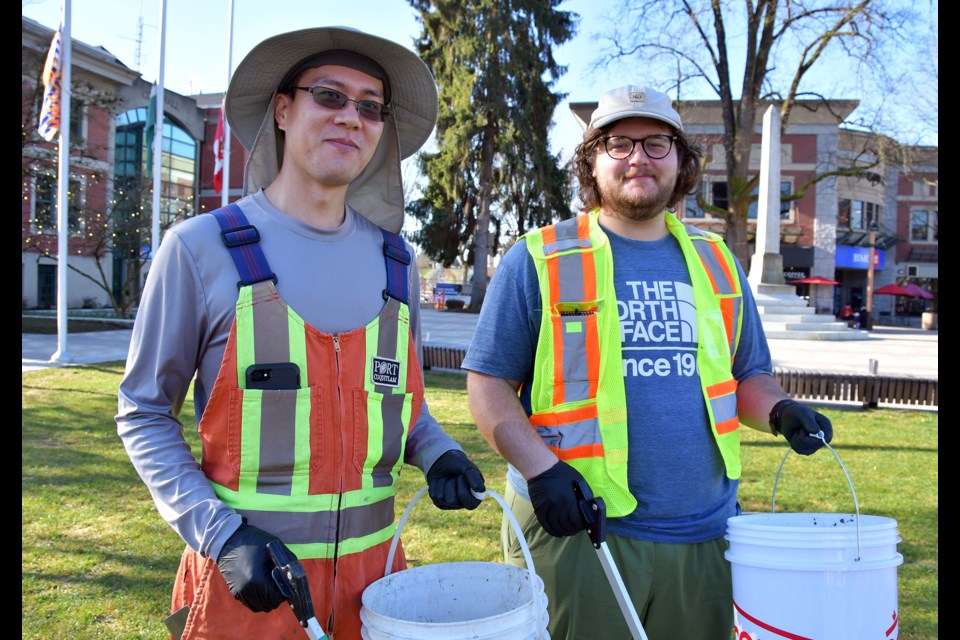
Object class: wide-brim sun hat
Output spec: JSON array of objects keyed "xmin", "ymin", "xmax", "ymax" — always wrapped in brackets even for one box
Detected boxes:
[{"xmin": 225, "ymin": 26, "xmax": 439, "ymax": 233}]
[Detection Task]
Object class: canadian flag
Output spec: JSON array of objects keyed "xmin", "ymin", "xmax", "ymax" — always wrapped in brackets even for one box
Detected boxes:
[{"xmin": 213, "ymin": 101, "xmax": 225, "ymax": 194}]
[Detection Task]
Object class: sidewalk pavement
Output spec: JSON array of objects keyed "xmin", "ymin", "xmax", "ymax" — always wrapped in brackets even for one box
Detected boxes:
[{"xmin": 23, "ymin": 307, "xmax": 938, "ymax": 380}]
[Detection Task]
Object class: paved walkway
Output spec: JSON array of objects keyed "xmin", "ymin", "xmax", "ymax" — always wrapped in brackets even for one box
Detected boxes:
[{"xmin": 23, "ymin": 307, "xmax": 938, "ymax": 379}]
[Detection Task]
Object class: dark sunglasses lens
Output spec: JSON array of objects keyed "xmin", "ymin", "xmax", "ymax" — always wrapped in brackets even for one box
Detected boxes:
[
  {"xmin": 310, "ymin": 88, "xmax": 384, "ymax": 122},
  {"xmin": 357, "ymin": 102, "xmax": 384, "ymax": 121},
  {"xmin": 312, "ymin": 88, "xmax": 348, "ymax": 109}
]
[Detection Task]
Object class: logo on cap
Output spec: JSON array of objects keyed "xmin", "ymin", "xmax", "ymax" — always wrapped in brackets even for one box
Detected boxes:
[{"xmin": 629, "ymin": 91, "xmax": 646, "ymax": 103}]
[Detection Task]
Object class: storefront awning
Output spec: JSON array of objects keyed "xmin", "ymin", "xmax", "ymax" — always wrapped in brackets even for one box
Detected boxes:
[{"xmin": 835, "ymin": 229, "xmax": 902, "ymax": 251}]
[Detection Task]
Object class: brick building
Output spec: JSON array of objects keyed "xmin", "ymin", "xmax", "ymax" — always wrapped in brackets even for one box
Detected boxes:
[{"xmin": 571, "ymin": 98, "xmax": 938, "ymax": 322}]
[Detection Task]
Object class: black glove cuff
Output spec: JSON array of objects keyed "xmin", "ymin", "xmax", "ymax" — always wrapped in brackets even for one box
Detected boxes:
[{"xmin": 769, "ymin": 399, "xmax": 799, "ymax": 436}]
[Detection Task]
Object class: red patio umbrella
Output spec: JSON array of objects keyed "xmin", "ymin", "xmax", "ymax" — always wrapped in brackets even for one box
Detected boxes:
[
  {"xmin": 790, "ymin": 276, "xmax": 840, "ymax": 285},
  {"xmin": 873, "ymin": 283, "xmax": 916, "ymax": 297},
  {"xmin": 903, "ymin": 283, "xmax": 934, "ymax": 300}
]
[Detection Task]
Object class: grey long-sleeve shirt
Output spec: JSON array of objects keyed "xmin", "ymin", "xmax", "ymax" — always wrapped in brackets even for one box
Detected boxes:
[{"xmin": 116, "ymin": 190, "xmax": 461, "ymax": 561}]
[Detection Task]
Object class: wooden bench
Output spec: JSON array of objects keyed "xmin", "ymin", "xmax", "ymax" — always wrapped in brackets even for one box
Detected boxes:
[{"xmin": 422, "ymin": 345, "xmax": 938, "ymax": 409}]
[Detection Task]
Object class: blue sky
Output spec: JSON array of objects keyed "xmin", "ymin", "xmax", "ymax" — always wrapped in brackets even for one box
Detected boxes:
[
  {"xmin": 22, "ymin": 0, "xmax": 629, "ymax": 160},
  {"xmin": 23, "ymin": 0, "xmax": 937, "ymax": 156}
]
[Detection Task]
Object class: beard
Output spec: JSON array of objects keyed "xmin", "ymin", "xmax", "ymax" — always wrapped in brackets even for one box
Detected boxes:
[{"xmin": 595, "ymin": 170, "xmax": 675, "ymax": 222}]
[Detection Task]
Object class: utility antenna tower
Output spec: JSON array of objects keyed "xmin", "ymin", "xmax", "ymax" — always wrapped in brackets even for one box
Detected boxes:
[{"xmin": 133, "ymin": 3, "xmax": 145, "ymax": 72}]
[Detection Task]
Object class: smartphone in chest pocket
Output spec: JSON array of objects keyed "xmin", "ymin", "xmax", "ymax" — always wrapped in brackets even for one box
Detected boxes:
[{"xmin": 245, "ymin": 362, "xmax": 301, "ymax": 390}]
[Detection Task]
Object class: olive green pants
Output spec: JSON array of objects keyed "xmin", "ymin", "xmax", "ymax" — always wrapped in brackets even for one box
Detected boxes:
[{"xmin": 501, "ymin": 484, "xmax": 734, "ymax": 640}]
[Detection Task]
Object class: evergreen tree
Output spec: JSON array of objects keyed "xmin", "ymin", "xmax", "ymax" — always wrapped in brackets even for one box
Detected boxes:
[{"xmin": 407, "ymin": 0, "xmax": 576, "ymax": 309}]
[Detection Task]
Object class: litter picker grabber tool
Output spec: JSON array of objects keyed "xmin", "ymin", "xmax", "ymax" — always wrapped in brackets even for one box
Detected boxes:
[
  {"xmin": 267, "ymin": 540, "xmax": 329, "ymax": 640},
  {"xmin": 574, "ymin": 479, "xmax": 649, "ymax": 640},
  {"xmin": 160, "ymin": 542, "xmax": 329, "ymax": 639}
]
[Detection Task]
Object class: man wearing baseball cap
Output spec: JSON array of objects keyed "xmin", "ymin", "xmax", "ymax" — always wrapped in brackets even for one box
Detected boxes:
[
  {"xmin": 463, "ymin": 85, "xmax": 833, "ymax": 638},
  {"xmin": 117, "ymin": 27, "xmax": 485, "ymax": 639}
]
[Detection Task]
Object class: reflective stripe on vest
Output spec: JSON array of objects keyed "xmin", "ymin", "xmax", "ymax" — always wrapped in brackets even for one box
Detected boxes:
[
  {"xmin": 540, "ymin": 214, "xmax": 600, "ymax": 406},
  {"xmin": 684, "ymin": 222, "xmax": 743, "ymax": 362},
  {"xmin": 666, "ymin": 213, "xmax": 743, "ymax": 477},
  {"xmin": 205, "ymin": 282, "xmax": 416, "ymax": 560},
  {"xmin": 199, "ymin": 209, "xmax": 420, "ymax": 561},
  {"xmin": 526, "ymin": 214, "xmax": 635, "ymax": 517}
]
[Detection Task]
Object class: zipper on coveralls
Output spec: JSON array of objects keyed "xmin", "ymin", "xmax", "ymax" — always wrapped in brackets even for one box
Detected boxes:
[{"xmin": 330, "ymin": 332, "xmax": 342, "ymax": 634}]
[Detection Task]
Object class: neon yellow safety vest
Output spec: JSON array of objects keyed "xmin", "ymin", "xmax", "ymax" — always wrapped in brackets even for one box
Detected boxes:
[{"xmin": 524, "ymin": 210, "xmax": 744, "ymax": 517}]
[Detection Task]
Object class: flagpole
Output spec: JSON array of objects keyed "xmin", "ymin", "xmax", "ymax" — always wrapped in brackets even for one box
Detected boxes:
[
  {"xmin": 150, "ymin": 0, "xmax": 167, "ymax": 258},
  {"xmin": 52, "ymin": 0, "xmax": 74, "ymax": 363},
  {"xmin": 221, "ymin": 0, "xmax": 234, "ymax": 207}
]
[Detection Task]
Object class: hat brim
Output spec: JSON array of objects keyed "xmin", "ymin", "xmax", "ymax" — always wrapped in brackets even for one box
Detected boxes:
[
  {"xmin": 226, "ymin": 26, "xmax": 437, "ymax": 159},
  {"xmin": 591, "ymin": 110, "xmax": 682, "ymax": 132}
]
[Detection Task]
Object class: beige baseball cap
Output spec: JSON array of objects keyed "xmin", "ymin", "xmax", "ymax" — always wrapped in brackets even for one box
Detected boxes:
[{"xmin": 579, "ymin": 85, "xmax": 683, "ymax": 132}]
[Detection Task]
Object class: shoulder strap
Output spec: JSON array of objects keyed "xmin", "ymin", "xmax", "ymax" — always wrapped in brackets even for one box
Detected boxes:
[
  {"xmin": 211, "ymin": 203, "xmax": 276, "ymax": 288},
  {"xmin": 381, "ymin": 228, "xmax": 410, "ymax": 304}
]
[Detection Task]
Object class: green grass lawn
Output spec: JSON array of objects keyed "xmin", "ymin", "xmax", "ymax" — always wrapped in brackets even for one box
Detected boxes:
[{"xmin": 22, "ymin": 365, "xmax": 938, "ymax": 639}]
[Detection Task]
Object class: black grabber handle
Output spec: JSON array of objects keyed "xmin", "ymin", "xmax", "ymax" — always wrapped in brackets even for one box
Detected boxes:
[
  {"xmin": 573, "ymin": 479, "xmax": 606, "ymax": 549},
  {"xmin": 267, "ymin": 540, "xmax": 316, "ymax": 630}
]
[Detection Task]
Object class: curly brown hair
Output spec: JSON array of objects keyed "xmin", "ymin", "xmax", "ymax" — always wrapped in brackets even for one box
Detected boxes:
[{"xmin": 573, "ymin": 124, "xmax": 704, "ymax": 212}]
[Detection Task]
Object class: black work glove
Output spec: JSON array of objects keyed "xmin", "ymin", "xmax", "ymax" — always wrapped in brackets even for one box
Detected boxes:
[
  {"xmin": 426, "ymin": 450, "xmax": 486, "ymax": 510},
  {"xmin": 770, "ymin": 399, "xmax": 834, "ymax": 456},
  {"xmin": 216, "ymin": 523, "xmax": 290, "ymax": 613},
  {"xmin": 527, "ymin": 461, "xmax": 588, "ymax": 538}
]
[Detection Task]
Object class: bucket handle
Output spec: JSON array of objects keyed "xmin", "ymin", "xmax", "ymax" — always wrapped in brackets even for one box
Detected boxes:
[
  {"xmin": 383, "ymin": 486, "xmax": 546, "ymax": 639},
  {"xmin": 384, "ymin": 486, "xmax": 537, "ymax": 578},
  {"xmin": 771, "ymin": 431, "xmax": 862, "ymax": 561}
]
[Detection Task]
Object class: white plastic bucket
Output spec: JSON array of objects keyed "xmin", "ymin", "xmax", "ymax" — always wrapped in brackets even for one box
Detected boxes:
[
  {"xmin": 361, "ymin": 487, "xmax": 549, "ymax": 640},
  {"xmin": 726, "ymin": 438, "xmax": 904, "ymax": 640}
]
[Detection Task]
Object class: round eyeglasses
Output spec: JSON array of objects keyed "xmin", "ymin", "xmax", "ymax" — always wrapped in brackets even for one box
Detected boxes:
[
  {"xmin": 601, "ymin": 134, "xmax": 677, "ymax": 160},
  {"xmin": 295, "ymin": 86, "xmax": 390, "ymax": 122}
]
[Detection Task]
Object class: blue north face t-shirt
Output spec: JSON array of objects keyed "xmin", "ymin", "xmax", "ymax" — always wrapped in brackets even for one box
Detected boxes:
[{"xmin": 462, "ymin": 221, "xmax": 773, "ymax": 544}]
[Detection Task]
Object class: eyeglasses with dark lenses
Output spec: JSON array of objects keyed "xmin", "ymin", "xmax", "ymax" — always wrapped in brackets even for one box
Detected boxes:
[
  {"xmin": 601, "ymin": 134, "xmax": 677, "ymax": 160},
  {"xmin": 295, "ymin": 86, "xmax": 390, "ymax": 122}
]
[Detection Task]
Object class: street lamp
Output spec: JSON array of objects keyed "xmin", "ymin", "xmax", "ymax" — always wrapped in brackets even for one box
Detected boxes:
[{"xmin": 864, "ymin": 219, "xmax": 879, "ymax": 330}]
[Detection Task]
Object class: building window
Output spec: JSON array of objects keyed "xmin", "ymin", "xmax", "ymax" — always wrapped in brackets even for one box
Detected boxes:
[
  {"xmin": 33, "ymin": 91, "xmax": 85, "ymax": 144},
  {"xmin": 780, "ymin": 182, "xmax": 792, "ymax": 220},
  {"xmin": 911, "ymin": 209, "xmax": 938, "ymax": 243},
  {"xmin": 689, "ymin": 180, "xmax": 794, "ymax": 221},
  {"xmin": 69, "ymin": 99, "xmax": 85, "ymax": 143},
  {"xmin": 115, "ymin": 106, "xmax": 198, "ymax": 230},
  {"xmin": 747, "ymin": 181, "xmax": 794, "ymax": 221},
  {"xmin": 838, "ymin": 198, "xmax": 851, "ymax": 228},
  {"xmin": 683, "ymin": 182, "xmax": 708, "ymax": 218},
  {"xmin": 840, "ymin": 198, "xmax": 881, "ymax": 230},
  {"xmin": 681, "ymin": 180, "xmax": 729, "ymax": 218},
  {"xmin": 850, "ymin": 200, "xmax": 864, "ymax": 229},
  {"xmin": 31, "ymin": 172, "xmax": 85, "ymax": 235},
  {"xmin": 711, "ymin": 182, "xmax": 729, "ymax": 211},
  {"xmin": 37, "ymin": 264, "xmax": 57, "ymax": 309}
]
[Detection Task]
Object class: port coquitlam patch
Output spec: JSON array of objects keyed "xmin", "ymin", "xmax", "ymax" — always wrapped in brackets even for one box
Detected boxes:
[{"xmin": 371, "ymin": 356, "xmax": 401, "ymax": 387}]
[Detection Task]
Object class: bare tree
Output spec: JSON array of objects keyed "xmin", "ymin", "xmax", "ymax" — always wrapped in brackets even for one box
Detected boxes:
[{"xmin": 597, "ymin": 0, "xmax": 916, "ymax": 266}]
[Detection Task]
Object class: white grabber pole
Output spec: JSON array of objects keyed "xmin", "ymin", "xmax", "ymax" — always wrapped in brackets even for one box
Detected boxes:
[
  {"xmin": 268, "ymin": 541, "xmax": 329, "ymax": 639},
  {"xmin": 574, "ymin": 479, "xmax": 649, "ymax": 640}
]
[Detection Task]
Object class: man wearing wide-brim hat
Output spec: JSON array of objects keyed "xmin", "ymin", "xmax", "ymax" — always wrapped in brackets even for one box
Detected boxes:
[{"xmin": 117, "ymin": 27, "xmax": 486, "ymax": 640}]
